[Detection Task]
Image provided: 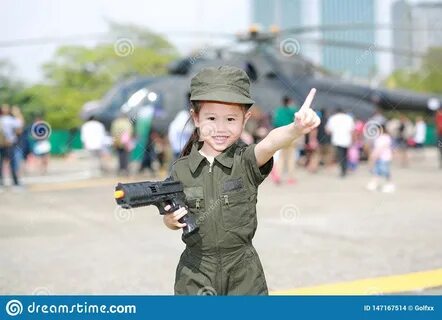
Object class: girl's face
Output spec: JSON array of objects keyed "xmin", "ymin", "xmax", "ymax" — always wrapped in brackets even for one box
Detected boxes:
[{"xmin": 192, "ymin": 101, "xmax": 251, "ymax": 155}]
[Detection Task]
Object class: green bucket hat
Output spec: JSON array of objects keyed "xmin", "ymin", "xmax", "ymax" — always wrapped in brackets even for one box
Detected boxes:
[{"xmin": 190, "ymin": 66, "xmax": 255, "ymax": 108}]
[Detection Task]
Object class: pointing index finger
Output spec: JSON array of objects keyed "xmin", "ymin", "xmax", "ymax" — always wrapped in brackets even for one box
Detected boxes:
[{"xmin": 300, "ymin": 88, "xmax": 317, "ymax": 112}]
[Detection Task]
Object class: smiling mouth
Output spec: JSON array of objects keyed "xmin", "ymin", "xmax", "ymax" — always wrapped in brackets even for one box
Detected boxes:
[{"xmin": 212, "ymin": 135, "xmax": 229, "ymax": 143}]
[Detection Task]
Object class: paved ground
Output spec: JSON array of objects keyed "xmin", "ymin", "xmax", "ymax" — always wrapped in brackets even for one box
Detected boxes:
[{"xmin": 0, "ymin": 148, "xmax": 441, "ymax": 295}]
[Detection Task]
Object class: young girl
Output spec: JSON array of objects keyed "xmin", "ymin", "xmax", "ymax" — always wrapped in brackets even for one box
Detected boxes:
[
  {"xmin": 163, "ymin": 66, "xmax": 320, "ymax": 295},
  {"xmin": 367, "ymin": 124, "xmax": 395, "ymax": 193}
]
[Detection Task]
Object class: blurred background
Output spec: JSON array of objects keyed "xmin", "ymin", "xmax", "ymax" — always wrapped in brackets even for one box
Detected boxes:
[{"xmin": 0, "ymin": 0, "xmax": 441, "ymax": 295}]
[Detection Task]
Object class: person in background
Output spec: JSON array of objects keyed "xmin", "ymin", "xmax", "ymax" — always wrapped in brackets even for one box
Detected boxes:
[
  {"xmin": 413, "ymin": 116, "xmax": 427, "ymax": 162},
  {"xmin": 348, "ymin": 117, "xmax": 364, "ymax": 172},
  {"xmin": 255, "ymin": 109, "xmax": 272, "ymax": 144},
  {"xmin": 11, "ymin": 106, "xmax": 28, "ymax": 175},
  {"xmin": 386, "ymin": 116, "xmax": 400, "ymax": 148},
  {"xmin": 81, "ymin": 116, "xmax": 107, "ymax": 175},
  {"xmin": 369, "ymin": 107, "xmax": 387, "ymax": 126},
  {"xmin": 396, "ymin": 114, "xmax": 413, "ymax": 167},
  {"xmin": 413, "ymin": 116, "xmax": 427, "ymax": 148},
  {"xmin": 31, "ymin": 115, "xmax": 51, "ymax": 175},
  {"xmin": 139, "ymin": 132, "xmax": 155, "ymax": 175},
  {"xmin": 367, "ymin": 124, "xmax": 395, "ymax": 193},
  {"xmin": 317, "ymin": 109, "xmax": 333, "ymax": 169},
  {"xmin": 271, "ymin": 96, "xmax": 299, "ymax": 184},
  {"xmin": 0, "ymin": 104, "xmax": 23, "ymax": 191},
  {"xmin": 151, "ymin": 129, "xmax": 167, "ymax": 170},
  {"xmin": 136, "ymin": 103, "xmax": 155, "ymax": 175},
  {"xmin": 326, "ymin": 108, "xmax": 355, "ymax": 177},
  {"xmin": 435, "ymin": 108, "xmax": 442, "ymax": 169},
  {"xmin": 242, "ymin": 105, "xmax": 272, "ymax": 145},
  {"xmin": 168, "ymin": 93, "xmax": 194, "ymax": 161},
  {"xmin": 111, "ymin": 113, "xmax": 133, "ymax": 176},
  {"xmin": 347, "ymin": 142, "xmax": 361, "ymax": 172},
  {"xmin": 305, "ymin": 126, "xmax": 320, "ymax": 173}
]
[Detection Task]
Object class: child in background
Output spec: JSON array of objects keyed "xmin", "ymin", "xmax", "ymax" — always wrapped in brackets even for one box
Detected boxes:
[
  {"xmin": 366, "ymin": 124, "xmax": 395, "ymax": 193},
  {"xmin": 347, "ymin": 142, "xmax": 361, "ymax": 172},
  {"xmin": 348, "ymin": 119, "xmax": 364, "ymax": 172}
]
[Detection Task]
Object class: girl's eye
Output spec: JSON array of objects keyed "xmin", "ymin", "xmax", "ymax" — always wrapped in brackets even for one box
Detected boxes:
[
  {"xmin": 207, "ymin": 117, "xmax": 215, "ymax": 121},
  {"xmin": 228, "ymin": 118, "xmax": 235, "ymax": 121}
]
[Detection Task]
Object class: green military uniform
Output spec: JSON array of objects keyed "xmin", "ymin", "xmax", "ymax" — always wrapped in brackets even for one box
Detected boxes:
[
  {"xmin": 171, "ymin": 140, "xmax": 273, "ymax": 295},
  {"xmin": 170, "ymin": 65, "xmax": 273, "ymax": 295}
]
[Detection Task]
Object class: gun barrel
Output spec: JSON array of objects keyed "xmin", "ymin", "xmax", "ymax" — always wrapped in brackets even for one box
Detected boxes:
[{"xmin": 114, "ymin": 180, "xmax": 183, "ymax": 209}]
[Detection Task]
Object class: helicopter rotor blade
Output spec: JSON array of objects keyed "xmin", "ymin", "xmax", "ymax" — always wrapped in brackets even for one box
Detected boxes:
[
  {"xmin": 281, "ymin": 23, "xmax": 442, "ymax": 34},
  {"xmin": 285, "ymin": 37, "xmax": 426, "ymax": 58}
]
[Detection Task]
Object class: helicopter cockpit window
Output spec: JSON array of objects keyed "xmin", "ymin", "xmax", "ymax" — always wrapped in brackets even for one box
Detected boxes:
[
  {"xmin": 168, "ymin": 59, "xmax": 192, "ymax": 75},
  {"xmin": 121, "ymin": 88, "xmax": 159, "ymax": 113}
]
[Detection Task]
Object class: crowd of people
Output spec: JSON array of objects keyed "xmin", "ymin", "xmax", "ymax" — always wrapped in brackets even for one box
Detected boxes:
[
  {"xmin": 0, "ymin": 104, "xmax": 51, "ymax": 192},
  {"xmin": 151, "ymin": 96, "xmax": 441, "ymax": 194},
  {"xmin": 1, "ymin": 98, "xmax": 441, "ymax": 193}
]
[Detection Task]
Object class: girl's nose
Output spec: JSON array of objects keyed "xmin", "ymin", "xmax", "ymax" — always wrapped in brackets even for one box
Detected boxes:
[{"xmin": 216, "ymin": 120, "xmax": 228, "ymax": 132}]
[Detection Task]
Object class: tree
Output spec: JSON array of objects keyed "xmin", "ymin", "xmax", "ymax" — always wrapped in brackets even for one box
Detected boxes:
[
  {"xmin": 0, "ymin": 60, "xmax": 24, "ymax": 105},
  {"xmin": 385, "ymin": 47, "xmax": 442, "ymax": 94},
  {"xmin": 21, "ymin": 22, "xmax": 178, "ymax": 129}
]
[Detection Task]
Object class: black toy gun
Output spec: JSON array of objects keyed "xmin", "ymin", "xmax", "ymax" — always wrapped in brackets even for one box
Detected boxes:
[{"xmin": 114, "ymin": 177, "xmax": 199, "ymax": 237}]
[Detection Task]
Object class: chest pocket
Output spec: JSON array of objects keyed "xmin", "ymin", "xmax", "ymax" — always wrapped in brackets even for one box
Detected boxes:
[
  {"xmin": 183, "ymin": 186, "xmax": 205, "ymax": 218},
  {"xmin": 220, "ymin": 178, "xmax": 253, "ymax": 230}
]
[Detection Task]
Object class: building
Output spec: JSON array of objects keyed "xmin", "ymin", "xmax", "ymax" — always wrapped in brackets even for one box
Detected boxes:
[
  {"xmin": 252, "ymin": 0, "xmax": 376, "ymax": 78},
  {"xmin": 391, "ymin": 0, "xmax": 413, "ymax": 70},
  {"xmin": 392, "ymin": 1, "xmax": 442, "ymax": 70}
]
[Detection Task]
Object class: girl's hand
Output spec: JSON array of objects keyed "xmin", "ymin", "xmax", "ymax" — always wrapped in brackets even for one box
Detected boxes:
[
  {"xmin": 254, "ymin": 88, "xmax": 320, "ymax": 167},
  {"xmin": 293, "ymin": 88, "xmax": 321, "ymax": 135},
  {"xmin": 162, "ymin": 205, "xmax": 188, "ymax": 230}
]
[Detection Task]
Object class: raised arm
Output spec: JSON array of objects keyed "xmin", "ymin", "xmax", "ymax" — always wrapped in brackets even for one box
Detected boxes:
[{"xmin": 255, "ymin": 88, "xmax": 321, "ymax": 167}]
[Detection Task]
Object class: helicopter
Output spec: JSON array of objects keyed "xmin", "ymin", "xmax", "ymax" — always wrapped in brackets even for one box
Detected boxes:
[{"xmin": 82, "ymin": 25, "xmax": 442, "ymax": 134}]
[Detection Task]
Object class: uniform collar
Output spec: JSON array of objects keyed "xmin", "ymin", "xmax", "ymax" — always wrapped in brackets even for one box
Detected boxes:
[
  {"xmin": 188, "ymin": 142, "xmax": 206, "ymax": 173},
  {"xmin": 188, "ymin": 140, "xmax": 239, "ymax": 173}
]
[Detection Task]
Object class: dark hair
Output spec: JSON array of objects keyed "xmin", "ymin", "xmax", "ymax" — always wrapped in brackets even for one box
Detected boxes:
[
  {"xmin": 179, "ymin": 101, "xmax": 202, "ymax": 158},
  {"xmin": 336, "ymin": 107, "xmax": 344, "ymax": 113},
  {"xmin": 282, "ymin": 96, "xmax": 291, "ymax": 106},
  {"xmin": 179, "ymin": 101, "xmax": 248, "ymax": 157},
  {"xmin": 380, "ymin": 123, "xmax": 387, "ymax": 133}
]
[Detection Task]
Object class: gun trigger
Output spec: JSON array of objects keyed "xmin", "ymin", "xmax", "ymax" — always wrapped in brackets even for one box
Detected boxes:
[
  {"xmin": 170, "ymin": 200, "xmax": 180, "ymax": 212},
  {"xmin": 157, "ymin": 202, "xmax": 168, "ymax": 215}
]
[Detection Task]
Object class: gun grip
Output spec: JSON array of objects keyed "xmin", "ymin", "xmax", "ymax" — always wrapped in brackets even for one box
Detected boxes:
[
  {"xmin": 179, "ymin": 214, "xmax": 199, "ymax": 237},
  {"xmin": 162, "ymin": 200, "xmax": 199, "ymax": 237}
]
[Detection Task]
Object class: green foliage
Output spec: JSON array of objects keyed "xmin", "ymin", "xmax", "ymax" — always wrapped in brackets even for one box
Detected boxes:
[
  {"xmin": 386, "ymin": 47, "xmax": 442, "ymax": 94},
  {"xmin": 2, "ymin": 22, "xmax": 178, "ymax": 130},
  {"xmin": 19, "ymin": 84, "xmax": 97, "ymax": 129},
  {"xmin": 0, "ymin": 60, "xmax": 24, "ymax": 105}
]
